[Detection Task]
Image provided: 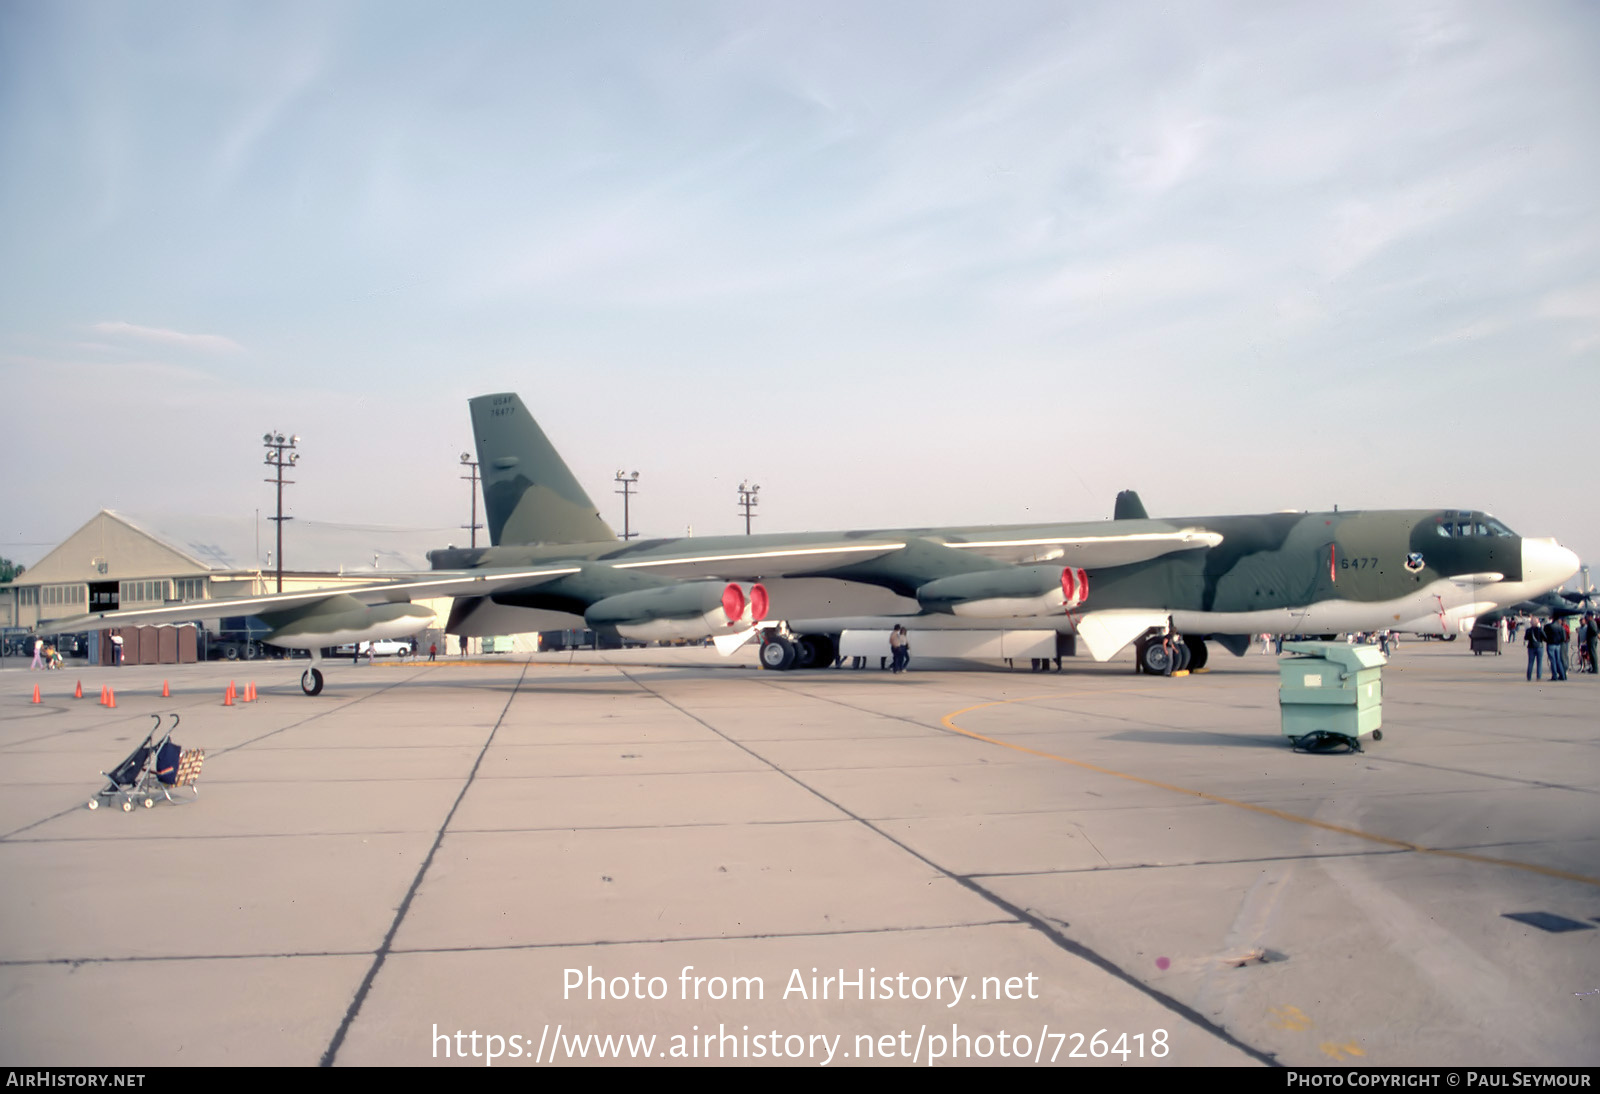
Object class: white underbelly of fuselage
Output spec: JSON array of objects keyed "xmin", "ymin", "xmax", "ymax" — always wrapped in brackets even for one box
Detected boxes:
[{"xmin": 1170, "ymin": 578, "xmax": 1498, "ymax": 636}]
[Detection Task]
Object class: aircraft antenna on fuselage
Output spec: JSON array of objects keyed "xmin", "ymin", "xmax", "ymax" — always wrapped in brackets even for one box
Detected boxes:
[{"xmin": 469, "ymin": 393, "xmax": 618, "ymax": 546}]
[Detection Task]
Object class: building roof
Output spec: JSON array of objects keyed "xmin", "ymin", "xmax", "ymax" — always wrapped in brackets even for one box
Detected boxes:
[{"xmin": 106, "ymin": 511, "xmax": 459, "ymax": 574}]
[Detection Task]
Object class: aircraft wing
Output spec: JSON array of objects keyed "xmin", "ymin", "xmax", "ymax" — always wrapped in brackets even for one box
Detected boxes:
[
  {"xmin": 935, "ymin": 528, "xmax": 1223, "ymax": 567},
  {"xmin": 41, "ymin": 565, "xmax": 583, "ymax": 632},
  {"xmin": 589, "ymin": 528, "xmax": 1222, "ymax": 581},
  {"xmin": 599, "ymin": 540, "xmax": 911, "ymax": 579}
]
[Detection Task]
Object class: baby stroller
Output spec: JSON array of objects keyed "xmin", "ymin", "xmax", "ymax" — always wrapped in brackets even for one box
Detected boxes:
[{"xmin": 87, "ymin": 714, "xmax": 204, "ymax": 811}]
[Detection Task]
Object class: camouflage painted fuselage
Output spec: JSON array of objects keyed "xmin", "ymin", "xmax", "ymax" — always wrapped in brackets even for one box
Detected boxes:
[
  {"xmin": 440, "ymin": 392, "xmax": 1576, "ymax": 651},
  {"xmin": 432, "ymin": 507, "xmax": 1540, "ymax": 640}
]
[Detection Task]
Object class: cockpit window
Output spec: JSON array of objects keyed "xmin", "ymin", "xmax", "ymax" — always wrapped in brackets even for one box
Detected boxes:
[{"xmin": 1434, "ymin": 515, "xmax": 1517, "ymax": 538}]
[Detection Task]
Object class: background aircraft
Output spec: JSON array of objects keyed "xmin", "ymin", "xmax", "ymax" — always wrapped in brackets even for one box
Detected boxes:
[{"xmin": 49, "ymin": 392, "xmax": 1580, "ymax": 693}]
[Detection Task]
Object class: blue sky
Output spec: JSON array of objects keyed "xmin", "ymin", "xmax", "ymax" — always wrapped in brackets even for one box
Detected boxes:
[{"xmin": 2, "ymin": 1, "xmax": 1597, "ymax": 572}]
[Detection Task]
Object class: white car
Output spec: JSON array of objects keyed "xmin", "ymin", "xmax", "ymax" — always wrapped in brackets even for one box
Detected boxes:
[{"xmin": 333, "ymin": 639, "xmax": 415, "ymax": 658}]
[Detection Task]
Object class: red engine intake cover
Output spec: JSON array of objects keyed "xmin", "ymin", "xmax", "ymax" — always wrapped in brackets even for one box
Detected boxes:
[
  {"xmin": 749, "ymin": 584, "xmax": 769, "ymax": 622},
  {"xmin": 721, "ymin": 583, "xmax": 746, "ymax": 622}
]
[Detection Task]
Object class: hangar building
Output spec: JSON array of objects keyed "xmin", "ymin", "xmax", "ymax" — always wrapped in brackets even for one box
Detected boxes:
[{"xmin": 1, "ymin": 511, "xmax": 463, "ymax": 661}]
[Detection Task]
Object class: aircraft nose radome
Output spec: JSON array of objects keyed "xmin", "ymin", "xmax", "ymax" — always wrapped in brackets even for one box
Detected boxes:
[{"xmin": 1522, "ymin": 537, "xmax": 1580, "ymax": 593}]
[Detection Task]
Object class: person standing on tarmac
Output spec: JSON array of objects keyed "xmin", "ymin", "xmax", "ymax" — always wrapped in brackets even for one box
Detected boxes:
[
  {"xmin": 889, "ymin": 625, "xmax": 910, "ymax": 673},
  {"xmin": 1543, "ymin": 619, "xmax": 1566, "ymax": 680},
  {"xmin": 1525, "ymin": 621, "xmax": 1544, "ymax": 681}
]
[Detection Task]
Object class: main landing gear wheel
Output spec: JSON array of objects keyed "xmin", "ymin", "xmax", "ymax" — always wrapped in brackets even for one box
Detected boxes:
[
  {"xmin": 1183, "ymin": 635, "xmax": 1209, "ymax": 671},
  {"xmin": 793, "ymin": 635, "xmax": 827, "ymax": 670},
  {"xmin": 803, "ymin": 634, "xmax": 837, "ymax": 669},
  {"xmin": 759, "ymin": 636, "xmax": 796, "ymax": 671},
  {"xmin": 301, "ymin": 668, "xmax": 324, "ymax": 696},
  {"xmin": 1137, "ymin": 639, "xmax": 1173, "ymax": 675},
  {"xmin": 1172, "ymin": 641, "xmax": 1191, "ymax": 672}
]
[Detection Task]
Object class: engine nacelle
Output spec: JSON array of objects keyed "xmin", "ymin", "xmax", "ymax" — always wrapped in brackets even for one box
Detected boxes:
[
  {"xmin": 916, "ymin": 566, "xmax": 1088, "ymax": 619},
  {"xmin": 586, "ymin": 581, "xmax": 768, "ymax": 641},
  {"xmin": 262, "ymin": 597, "xmax": 436, "ymax": 650}
]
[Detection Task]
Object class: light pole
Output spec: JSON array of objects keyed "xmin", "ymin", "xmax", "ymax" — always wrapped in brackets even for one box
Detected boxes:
[
  {"xmin": 737, "ymin": 481, "xmax": 760, "ymax": 535},
  {"xmin": 262, "ymin": 432, "xmax": 299, "ymax": 593},
  {"xmin": 615, "ymin": 470, "xmax": 640, "ymax": 540},
  {"xmin": 460, "ymin": 453, "xmax": 483, "ymax": 548}
]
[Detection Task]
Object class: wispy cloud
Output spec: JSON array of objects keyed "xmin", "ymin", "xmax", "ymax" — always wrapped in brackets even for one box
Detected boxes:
[
  {"xmin": 1537, "ymin": 283, "xmax": 1600, "ymax": 322},
  {"xmin": 1425, "ymin": 318, "xmax": 1511, "ymax": 347},
  {"xmin": 91, "ymin": 321, "xmax": 243, "ymax": 354},
  {"xmin": 212, "ymin": 46, "xmax": 324, "ymax": 186},
  {"xmin": 1538, "ymin": 282, "xmax": 1600, "ymax": 355}
]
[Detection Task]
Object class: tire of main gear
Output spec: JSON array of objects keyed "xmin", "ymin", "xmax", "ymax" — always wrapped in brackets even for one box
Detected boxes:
[
  {"xmin": 759, "ymin": 636, "xmax": 796, "ymax": 671},
  {"xmin": 1139, "ymin": 640, "xmax": 1172, "ymax": 675}
]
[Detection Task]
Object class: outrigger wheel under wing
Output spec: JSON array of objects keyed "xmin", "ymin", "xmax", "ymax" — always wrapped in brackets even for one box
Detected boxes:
[{"xmin": 302, "ymin": 649, "xmax": 325, "ymax": 696}]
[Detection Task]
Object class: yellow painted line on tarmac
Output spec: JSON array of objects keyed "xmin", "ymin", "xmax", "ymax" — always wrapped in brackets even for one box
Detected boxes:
[{"xmin": 940, "ymin": 693, "xmax": 1600, "ymax": 889}]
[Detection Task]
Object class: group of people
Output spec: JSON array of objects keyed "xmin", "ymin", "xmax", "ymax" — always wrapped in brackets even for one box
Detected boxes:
[
  {"xmin": 1258, "ymin": 631, "xmax": 1397, "ymax": 655},
  {"xmin": 888, "ymin": 625, "xmax": 910, "ymax": 673},
  {"xmin": 1523, "ymin": 615, "xmax": 1599, "ymax": 681},
  {"xmin": 28, "ymin": 638, "xmax": 63, "ymax": 671}
]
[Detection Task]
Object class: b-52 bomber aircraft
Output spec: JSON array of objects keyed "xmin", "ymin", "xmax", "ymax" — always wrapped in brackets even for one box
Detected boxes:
[{"xmin": 51, "ymin": 392, "xmax": 1580, "ymax": 695}]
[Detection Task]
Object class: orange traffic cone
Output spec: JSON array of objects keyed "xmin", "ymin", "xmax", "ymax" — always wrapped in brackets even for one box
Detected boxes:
[
  {"xmin": 74, "ymin": 680, "xmax": 83, "ymax": 699},
  {"xmin": 99, "ymin": 685, "xmax": 109, "ymax": 706},
  {"xmin": 162, "ymin": 680, "xmax": 170, "ymax": 698},
  {"xmin": 106, "ymin": 688, "xmax": 116, "ymax": 709},
  {"xmin": 247, "ymin": 682, "xmax": 257, "ymax": 702},
  {"xmin": 223, "ymin": 686, "xmax": 234, "ymax": 707},
  {"xmin": 31, "ymin": 685, "xmax": 41, "ymax": 704}
]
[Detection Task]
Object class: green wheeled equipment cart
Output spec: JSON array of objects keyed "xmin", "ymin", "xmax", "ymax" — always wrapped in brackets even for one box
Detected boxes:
[{"xmin": 1278, "ymin": 640, "xmax": 1386, "ymax": 752}]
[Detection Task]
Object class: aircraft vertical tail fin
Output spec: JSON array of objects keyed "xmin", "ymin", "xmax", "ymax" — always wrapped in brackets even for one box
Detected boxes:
[
  {"xmin": 469, "ymin": 393, "xmax": 618, "ymax": 546},
  {"xmin": 1114, "ymin": 490, "xmax": 1148, "ymax": 520}
]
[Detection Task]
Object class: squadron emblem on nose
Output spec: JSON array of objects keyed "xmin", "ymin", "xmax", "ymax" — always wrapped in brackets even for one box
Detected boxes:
[{"xmin": 1405, "ymin": 552, "xmax": 1425, "ymax": 574}]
